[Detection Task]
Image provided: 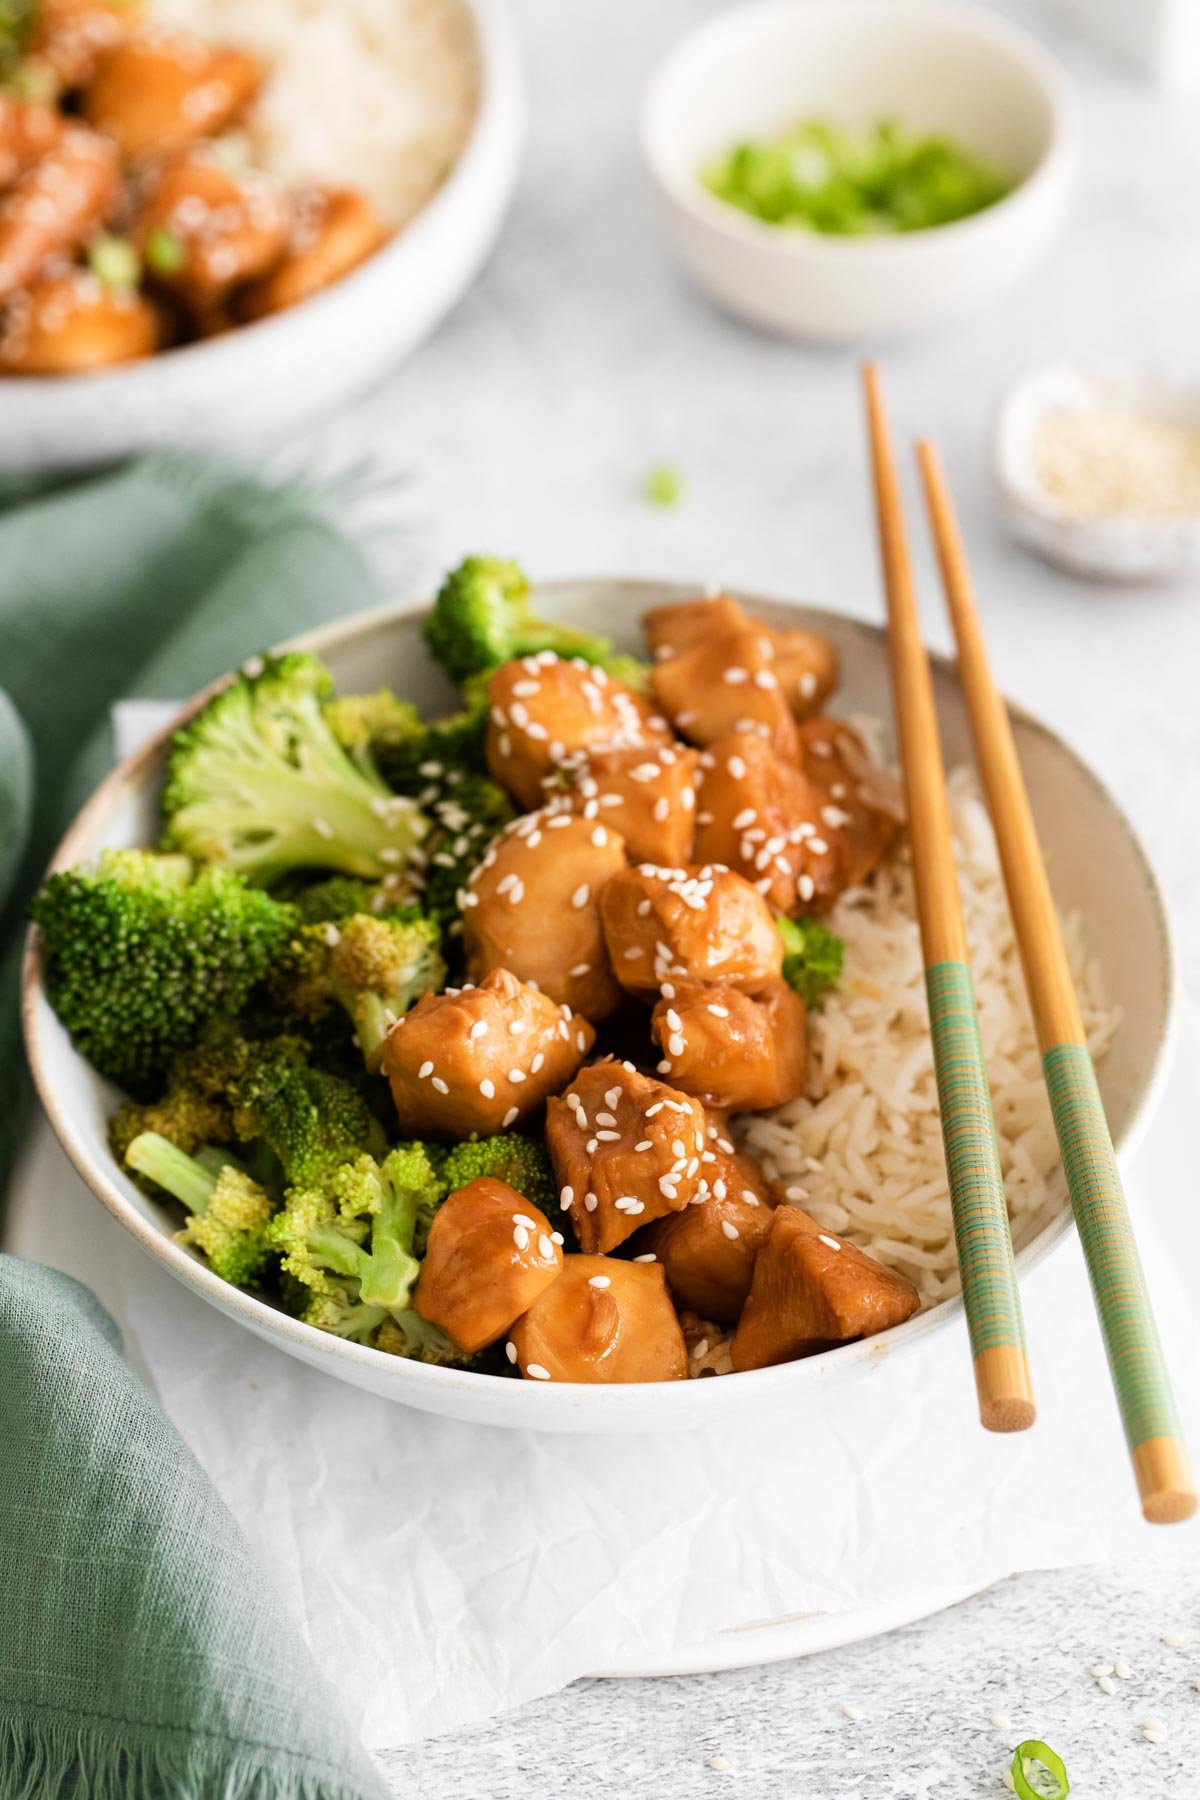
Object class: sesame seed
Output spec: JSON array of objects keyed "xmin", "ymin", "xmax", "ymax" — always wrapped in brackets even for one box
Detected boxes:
[
  {"xmin": 1097, "ymin": 1676, "xmax": 1117, "ymax": 1694},
  {"xmin": 797, "ymin": 873, "xmax": 816, "ymax": 902},
  {"xmin": 596, "ymin": 1112, "xmax": 617, "ymax": 1127},
  {"xmin": 312, "ymin": 817, "xmax": 334, "ymax": 839},
  {"xmin": 513, "ymin": 1225, "xmax": 530, "ymax": 1251},
  {"xmin": 819, "ymin": 1234, "xmax": 841, "ymax": 1251},
  {"xmin": 1141, "ymin": 1719, "xmax": 1166, "ymax": 1741},
  {"xmin": 1114, "ymin": 1661, "xmax": 1131, "ymax": 1680},
  {"xmin": 990, "ymin": 1714, "xmax": 1011, "ymax": 1730},
  {"xmin": 1163, "ymin": 1631, "xmax": 1190, "ymax": 1648},
  {"xmin": 705, "ymin": 1756, "xmax": 733, "ymax": 1774},
  {"xmin": 508, "ymin": 1019, "xmax": 526, "ymax": 1035},
  {"xmin": 551, "ymin": 1231, "xmax": 564, "ymax": 1245},
  {"xmin": 526, "ymin": 1363, "xmax": 551, "ymax": 1381},
  {"xmin": 605, "ymin": 1086, "xmax": 621, "ymax": 1108},
  {"xmin": 635, "ymin": 1140, "xmax": 652, "ymax": 1152},
  {"xmin": 721, "ymin": 1221, "xmax": 740, "ymax": 1240},
  {"xmin": 531, "ymin": 1052, "xmax": 545, "ymax": 1073},
  {"xmin": 591, "ymin": 827, "xmax": 608, "ymax": 847},
  {"xmin": 595, "ymin": 1129, "xmax": 620, "ymax": 1141},
  {"xmin": 653, "ymin": 796, "xmax": 669, "ymax": 821},
  {"xmin": 571, "ymin": 884, "xmax": 590, "ymax": 908},
  {"xmin": 1089, "ymin": 1664, "xmax": 1114, "ymax": 1678},
  {"xmin": 588, "ymin": 1274, "xmax": 612, "ymax": 1288},
  {"xmin": 502, "ymin": 1106, "xmax": 519, "ymax": 1126},
  {"xmin": 785, "ymin": 1185, "xmax": 808, "ymax": 1201},
  {"xmin": 505, "ymin": 1341, "xmax": 518, "ymax": 1364},
  {"xmin": 432, "ymin": 1077, "xmax": 449, "ymax": 1095},
  {"xmin": 723, "ymin": 667, "xmax": 748, "ymax": 685},
  {"xmin": 470, "ymin": 1019, "xmax": 488, "ymax": 1039},
  {"xmin": 418, "ymin": 1061, "xmax": 434, "ymax": 1079},
  {"xmin": 633, "ymin": 1252, "xmax": 657, "ymax": 1263},
  {"xmin": 509, "ymin": 1069, "xmax": 527, "ymax": 1083},
  {"xmin": 539, "ymin": 1234, "xmax": 554, "ymax": 1258},
  {"xmin": 584, "ymin": 1192, "xmax": 598, "ymax": 1211},
  {"xmin": 668, "ymin": 1034, "xmax": 685, "ymax": 1056},
  {"xmin": 840, "ymin": 1704, "xmax": 862, "ymax": 1722},
  {"xmin": 727, "ymin": 755, "xmax": 747, "ymax": 778}
]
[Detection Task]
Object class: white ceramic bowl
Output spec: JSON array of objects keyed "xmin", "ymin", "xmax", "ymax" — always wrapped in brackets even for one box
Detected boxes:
[
  {"xmin": 22, "ymin": 581, "xmax": 1176, "ymax": 1432},
  {"xmin": 0, "ymin": 0, "xmax": 524, "ymax": 472},
  {"xmin": 994, "ymin": 361, "xmax": 1200, "ymax": 581},
  {"xmin": 641, "ymin": 0, "xmax": 1076, "ymax": 343}
]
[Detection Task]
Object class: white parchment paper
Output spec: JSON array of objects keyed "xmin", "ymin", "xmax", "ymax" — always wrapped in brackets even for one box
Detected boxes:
[{"xmin": 7, "ymin": 704, "xmax": 1196, "ymax": 1749}]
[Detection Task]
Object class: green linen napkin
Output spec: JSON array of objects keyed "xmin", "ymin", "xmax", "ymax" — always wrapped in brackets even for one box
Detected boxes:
[{"xmin": 0, "ymin": 453, "xmax": 395, "ymax": 1799}]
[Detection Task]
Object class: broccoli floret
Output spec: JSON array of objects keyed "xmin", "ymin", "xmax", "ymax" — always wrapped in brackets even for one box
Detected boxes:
[
  {"xmin": 29, "ymin": 849, "xmax": 299, "ymax": 1098},
  {"xmin": 161, "ymin": 652, "xmax": 428, "ymax": 885},
  {"xmin": 323, "ymin": 689, "xmax": 421, "ymax": 775},
  {"xmin": 229, "ymin": 1045, "xmax": 386, "ymax": 1188},
  {"xmin": 374, "ymin": 1310, "xmax": 474, "ymax": 1366},
  {"xmin": 437, "ymin": 1132, "xmax": 571, "ymax": 1245},
  {"xmin": 420, "ymin": 775, "xmax": 515, "ymax": 926},
  {"xmin": 285, "ymin": 875, "xmax": 420, "ymax": 924},
  {"xmin": 375, "ymin": 701, "xmax": 490, "ymax": 792},
  {"xmin": 271, "ymin": 1145, "xmax": 460, "ymax": 1363},
  {"xmin": 125, "ymin": 1130, "xmax": 275, "ymax": 1287},
  {"xmin": 777, "ymin": 915, "xmax": 845, "ymax": 1007},
  {"xmin": 279, "ymin": 911, "xmax": 446, "ymax": 1069},
  {"xmin": 423, "ymin": 556, "xmax": 620, "ymax": 685}
]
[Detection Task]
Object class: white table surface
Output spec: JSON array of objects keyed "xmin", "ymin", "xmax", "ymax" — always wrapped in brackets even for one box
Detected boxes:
[
  {"xmin": 330, "ymin": 0, "xmax": 1200, "ymax": 1789},
  {"xmin": 19, "ymin": 0, "xmax": 1200, "ymax": 1792}
]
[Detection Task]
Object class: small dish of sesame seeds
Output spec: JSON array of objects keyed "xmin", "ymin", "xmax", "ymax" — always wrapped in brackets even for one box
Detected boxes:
[{"xmin": 994, "ymin": 360, "xmax": 1200, "ymax": 581}]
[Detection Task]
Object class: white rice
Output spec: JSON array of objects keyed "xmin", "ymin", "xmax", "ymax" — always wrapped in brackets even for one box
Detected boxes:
[
  {"xmin": 153, "ymin": 0, "xmax": 480, "ymax": 227},
  {"xmin": 739, "ymin": 763, "xmax": 1120, "ymax": 1310}
]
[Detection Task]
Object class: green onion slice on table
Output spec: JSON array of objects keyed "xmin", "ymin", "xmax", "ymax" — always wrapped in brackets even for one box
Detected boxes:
[{"xmin": 1011, "ymin": 1740, "xmax": 1070, "ymax": 1799}]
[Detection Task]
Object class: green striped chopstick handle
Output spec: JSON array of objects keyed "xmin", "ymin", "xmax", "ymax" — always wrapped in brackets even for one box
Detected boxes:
[
  {"xmin": 1043, "ymin": 1042, "xmax": 1181, "ymax": 1451},
  {"xmin": 926, "ymin": 959, "xmax": 1027, "ymax": 1362}
]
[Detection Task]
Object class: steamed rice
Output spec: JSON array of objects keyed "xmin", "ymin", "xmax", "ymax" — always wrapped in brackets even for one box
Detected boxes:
[
  {"xmin": 154, "ymin": 0, "xmax": 480, "ymax": 227},
  {"xmin": 738, "ymin": 762, "xmax": 1119, "ymax": 1316}
]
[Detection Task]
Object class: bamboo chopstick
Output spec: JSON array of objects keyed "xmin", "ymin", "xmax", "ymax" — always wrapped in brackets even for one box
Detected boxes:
[
  {"xmin": 861, "ymin": 364, "xmax": 1035, "ymax": 1433},
  {"xmin": 916, "ymin": 438, "xmax": 1197, "ymax": 1523}
]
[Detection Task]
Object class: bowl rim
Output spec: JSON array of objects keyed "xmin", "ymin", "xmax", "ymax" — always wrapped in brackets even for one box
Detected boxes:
[
  {"xmin": 21, "ymin": 579, "xmax": 1179, "ymax": 1412},
  {"xmin": 640, "ymin": 0, "xmax": 1077, "ymax": 263},
  {"xmin": 0, "ymin": 0, "xmax": 520, "ymax": 400}
]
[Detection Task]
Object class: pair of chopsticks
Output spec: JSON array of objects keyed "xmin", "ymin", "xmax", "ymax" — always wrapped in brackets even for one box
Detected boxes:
[{"xmin": 862, "ymin": 363, "xmax": 1195, "ymax": 1525}]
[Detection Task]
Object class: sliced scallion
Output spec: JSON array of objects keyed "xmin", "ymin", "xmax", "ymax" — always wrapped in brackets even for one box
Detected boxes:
[
  {"xmin": 89, "ymin": 235, "xmax": 141, "ymax": 291},
  {"xmin": 1011, "ymin": 1740, "xmax": 1070, "ymax": 1799},
  {"xmin": 146, "ymin": 228, "xmax": 186, "ymax": 276}
]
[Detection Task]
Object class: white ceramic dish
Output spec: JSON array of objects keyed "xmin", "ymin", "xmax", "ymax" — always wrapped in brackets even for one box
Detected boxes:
[
  {"xmin": 994, "ymin": 360, "xmax": 1200, "ymax": 581},
  {"xmin": 0, "ymin": 0, "xmax": 524, "ymax": 473},
  {"xmin": 22, "ymin": 581, "xmax": 1176, "ymax": 1432},
  {"xmin": 640, "ymin": 0, "xmax": 1076, "ymax": 344}
]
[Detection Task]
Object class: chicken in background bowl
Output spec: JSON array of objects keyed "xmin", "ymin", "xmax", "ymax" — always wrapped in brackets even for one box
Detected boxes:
[{"xmin": 0, "ymin": 0, "xmax": 480, "ymax": 372}]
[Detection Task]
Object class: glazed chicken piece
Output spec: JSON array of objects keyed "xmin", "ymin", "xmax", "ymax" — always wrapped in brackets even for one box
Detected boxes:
[
  {"xmin": 413, "ymin": 1177, "xmax": 564, "ymax": 1355},
  {"xmin": 731, "ymin": 1207, "xmax": 921, "ymax": 1371},
  {"xmin": 797, "ymin": 716, "xmax": 904, "ymax": 891},
  {"xmin": 381, "ymin": 967, "xmax": 595, "ymax": 1138},
  {"xmin": 508, "ymin": 1255, "xmax": 688, "ymax": 1384},
  {"xmin": 644, "ymin": 1145, "xmax": 776, "ymax": 1325},
  {"xmin": 82, "ymin": 30, "xmax": 262, "ymax": 159},
  {"xmin": 25, "ymin": 0, "xmax": 138, "ymax": 91},
  {"xmin": 239, "ymin": 186, "xmax": 387, "ymax": 321},
  {"xmin": 0, "ymin": 95, "xmax": 65, "ymax": 188},
  {"xmin": 462, "ymin": 809, "xmax": 626, "ymax": 1021},
  {"xmin": 552, "ymin": 741, "xmax": 699, "ymax": 867},
  {"xmin": 693, "ymin": 731, "xmax": 842, "ymax": 913},
  {"xmin": 545, "ymin": 1061, "xmax": 708, "ymax": 1254},
  {"xmin": 0, "ymin": 126, "xmax": 118, "ymax": 300},
  {"xmin": 133, "ymin": 153, "xmax": 289, "ymax": 323},
  {"xmin": 0, "ymin": 268, "xmax": 159, "ymax": 372},
  {"xmin": 486, "ymin": 653, "xmax": 672, "ymax": 811},
  {"xmin": 599, "ymin": 862, "xmax": 783, "ymax": 999},
  {"xmin": 651, "ymin": 622, "xmax": 799, "ymax": 762},
  {"xmin": 646, "ymin": 595, "xmax": 838, "ymax": 728},
  {"xmin": 650, "ymin": 978, "xmax": 807, "ymax": 1113}
]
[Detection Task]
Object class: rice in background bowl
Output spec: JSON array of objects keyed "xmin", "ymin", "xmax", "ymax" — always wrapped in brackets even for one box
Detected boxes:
[{"xmin": 152, "ymin": 0, "xmax": 481, "ymax": 227}]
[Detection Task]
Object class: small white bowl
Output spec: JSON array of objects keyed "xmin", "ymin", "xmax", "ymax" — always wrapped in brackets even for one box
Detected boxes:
[
  {"xmin": 641, "ymin": 0, "xmax": 1076, "ymax": 344},
  {"xmin": 22, "ymin": 581, "xmax": 1176, "ymax": 1434},
  {"xmin": 994, "ymin": 361, "xmax": 1200, "ymax": 581},
  {"xmin": 0, "ymin": 0, "xmax": 524, "ymax": 472}
]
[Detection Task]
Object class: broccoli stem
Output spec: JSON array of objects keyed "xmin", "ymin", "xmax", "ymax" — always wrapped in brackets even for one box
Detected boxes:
[{"xmin": 125, "ymin": 1132, "xmax": 228, "ymax": 1214}]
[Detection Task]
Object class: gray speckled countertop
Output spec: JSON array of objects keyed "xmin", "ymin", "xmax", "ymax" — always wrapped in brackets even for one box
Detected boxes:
[{"xmin": 383, "ymin": 1558, "xmax": 1200, "ymax": 1797}]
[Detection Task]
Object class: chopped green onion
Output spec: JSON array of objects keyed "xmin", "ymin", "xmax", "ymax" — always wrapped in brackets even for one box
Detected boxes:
[
  {"xmin": 703, "ymin": 117, "xmax": 1012, "ymax": 237},
  {"xmin": 644, "ymin": 464, "xmax": 684, "ymax": 509},
  {"xmin": 89, "ymin": 236, "xmax": 141, "ymax": 291},
  {"xmin": 1011, "ymin": 1741, "xmax": 1070, "ymax": 1800},
  {"xmin": 146, "ymin": 228, "xmax": 187, "ymax": 276}
]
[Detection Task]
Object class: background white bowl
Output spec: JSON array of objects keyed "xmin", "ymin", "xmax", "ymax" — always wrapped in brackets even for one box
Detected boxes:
[
  {"xmin": 994, "ymin": 360, "xmax": 1200, "ymax": 581},
  {"xmin": 22, "ymin": 582, "xmax": 1176, "ymax": 1432},
  {"xmin": 641, "ymin": 0, "xmax": 1076, "ymax": 344},
  {"xmin": 0, "ymin": 0, "xmax": 524, "ymax": 472}
]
